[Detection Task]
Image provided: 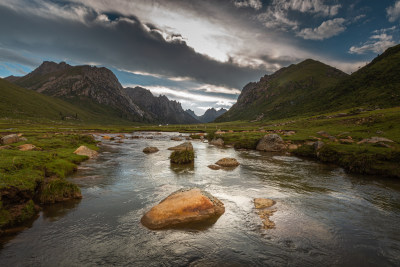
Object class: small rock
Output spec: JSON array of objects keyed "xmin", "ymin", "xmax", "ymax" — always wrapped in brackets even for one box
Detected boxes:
[
  {"xmin": 1, "ymin": 134, "xmax": 20, "ymax": 145},
  {"xmin": 171, "ymin": 137, "xmax": 183, "ymax": 141},
  {"xmin": 141, "ymin": 188, "xmax": 225, "ymax": 229},
  {"xmin": 288, "ymin": 144, "xmax": 298, "ymax": 150},
  {"xmin": 317, "ymin": 131, "xmax": 330, "ymax": 137},
  {"xmin": 256, "ymin": 134, "xmax": 286, "ymax": 152},
  {"xmin": 313, "ymin": 141, "xmax": 325, "ymax": 150},
  {"xmin": 168, "ymin": 142, "xmax": 193, "ymax": 151},
  {"xmin": 0, "ymin": 145, "xmax": 12, "ymax": 150},
  {"xmin": 339, "ymin": 139, "xmax": 354, "ymax": 144},
  {"xmin": 210, "ymin": 138, "xmax": 224, "ymax": 147},
  {"xmin": 143, "ymin": 147, "xmax": 159, "ymax": 153},
  {"xmin": 254, "ymin": 198, "xmax": 276, "ymax": 209},
  {"xmin": 18, "ymin": 144, "xmax": 38, "ymax": 151},
  {"xmin": 73, "ymin": 146, "xmax": 98, "ymax": 158},
  {"xmin": 357, "ymin": 137, "xmax": 394, "ymax": 144},
  {"xmin": 215, "ymin": 158, "xmax": 240, "ymax": 167},
  {"xmin": 208, "ymin": 164, "xmax": 221, "ymax": 170},
  {"xmin": 131, "ymin": 135, "xmax": 140, "ymax": 139},
  {"xmin": 103, "ymin": 135, "xmax": 111, "ymax": 140}
]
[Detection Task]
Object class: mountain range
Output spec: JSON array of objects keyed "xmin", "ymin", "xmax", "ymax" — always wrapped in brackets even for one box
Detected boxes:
[
  {"xmin": 186, "ymin": 108, "xmax": 227, "ymax": 123},
  {"xmin": 4, "ymin": 62, "xmax": 202, "ymax": 124},
  {"xmin": 2, "ymin": 44, "xmax": 400, "ymax": 124}
]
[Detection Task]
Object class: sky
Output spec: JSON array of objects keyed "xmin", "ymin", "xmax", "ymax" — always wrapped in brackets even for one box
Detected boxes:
[{"xmin": 0, "ymin": 0, "xmax": 399, "ymax": 115}]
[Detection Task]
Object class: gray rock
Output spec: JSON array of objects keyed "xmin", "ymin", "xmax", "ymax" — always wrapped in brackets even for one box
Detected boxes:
[
  {"xmin": 357, "ymin": 137, "xmax": 394, "ymax": 144},
  {"xmin": 256, "ymin": 134, "xmax": 286, "ymax": 152},
  {"xmin": 313, "ymin": 141, "xmax": 325, "ymax": 150},
  {"xmin": 1, "ymin": 134, "xmax": 20, "ymax": 145},
  {"xmin": 210, "ymin": 138, "xmax": 224, "ymax": 147},
  {"xmin": 168, "ymin": 142, "xmax": 193, "ymax": 151}
]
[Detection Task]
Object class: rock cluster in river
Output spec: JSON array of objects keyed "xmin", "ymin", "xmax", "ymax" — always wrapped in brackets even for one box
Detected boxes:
[
  {"xmin": 141, "ymin": 188, "xmax": 225, "ymax": 229},
  {"xmin": 254, "ymin": 198, "xmax": 277, "ymax": 229}
]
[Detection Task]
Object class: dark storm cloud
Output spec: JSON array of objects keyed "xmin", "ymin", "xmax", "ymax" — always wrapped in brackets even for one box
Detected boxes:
[{"xmin": 0, "ymin": 2, "xmax": 266, "ymax": 89}]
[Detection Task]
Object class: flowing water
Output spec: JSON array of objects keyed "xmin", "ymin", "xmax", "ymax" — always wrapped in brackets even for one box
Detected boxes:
[{"xmin": 1, "ymin": 132, "xmax": 400, "ymax": 266}]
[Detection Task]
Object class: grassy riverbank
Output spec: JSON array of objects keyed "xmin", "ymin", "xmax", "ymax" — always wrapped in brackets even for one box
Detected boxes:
[{"xmin": 0, "ymin": 133, "xmax": 98, "ymax": 232}]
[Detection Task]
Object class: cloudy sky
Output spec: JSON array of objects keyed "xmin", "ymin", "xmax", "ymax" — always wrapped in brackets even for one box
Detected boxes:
[{"xmin": 1, "ymin": 0, "xmax": 399, "ymax": 115}]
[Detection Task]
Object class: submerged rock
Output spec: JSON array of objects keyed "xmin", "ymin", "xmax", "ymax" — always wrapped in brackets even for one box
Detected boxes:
[
  {"xmin": 256, "ymin": 134, "xmax": 286, "ymax": 152},
  {"xmin": 141, "ymin": 188, "xmax": 225, "ymax": 229},
  {"xmin": 254, "ymin": 198, "xmax": 276, "ymax": 209},
  {"xmin": 254, "ymin": 198, "xmax": 277, "ymax": 229},
  {"xmin": 73, "ymin": 145, "xmax": 98, "ymax": 158},
  {"xmin": 143, "ymin": 147, "xmax": 159, "ymax": 153},
  {"xmin": 210, "ymin": 138, "xmax": 224, "ymax": 147},
  {"xmin": 208, "ymin": 164, "xmax": 221, "ymax": 170},
  {"xmin": 215, "ymin": 158, "xmax": 240, "ymax": 167},
  {"xmin": 168, "ymin": 142, "xmax": 193, "ymax": 151}
]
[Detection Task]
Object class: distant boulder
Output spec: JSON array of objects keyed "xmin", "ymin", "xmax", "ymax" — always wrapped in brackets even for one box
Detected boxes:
[
  {"xmin": 210, "ymin": 138, "xmax": 224, "ymax": 147},
  {"xmin": 73, "ymin": 145, "xmax": 98, "ymax": 158},
  {"xmin": 1, "ymin": 134, "xmax": 20, "ymax": 145},
  {"xmin": 357, "ymin": 137, "xmax": 394, "ymax": 144},
  {"xmin": 256, "ymin": 134, "xmax": 286, "ymax": 152},
  {"xmin": 18, "ymin": 144, "xmax": 39, "ymax": 151}
]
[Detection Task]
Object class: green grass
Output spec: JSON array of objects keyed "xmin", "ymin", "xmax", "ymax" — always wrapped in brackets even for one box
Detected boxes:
[{"xmin": 39, "ymin": 179, "xmax": 81, "ymax": 204}]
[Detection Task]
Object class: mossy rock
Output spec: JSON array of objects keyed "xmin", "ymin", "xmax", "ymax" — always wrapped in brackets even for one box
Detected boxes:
[
  {"xmin": 170, "ymin": 150, "xmax": 194, "ymax": 164},
  {"xmin": 39, "ymin": 179, "xmax": 82, "ymax": 204}
]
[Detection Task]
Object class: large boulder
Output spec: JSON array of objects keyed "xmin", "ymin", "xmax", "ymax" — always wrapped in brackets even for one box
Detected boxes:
[
  {"xmin": 141, "ymin": 188, "xmax": 225, "ymax": 229},
  {"xmin": 168, "ymin": 142, "xmax": 193, "ymax": 151},
  {"xmin": 1, "ymin": 134, "xmax": 20, "ymax": 145},
  {"xmin": 73, "ymin": 145, "xmax": 98, "ymax": 158},
  {"xmin": 143, "ymin": 147, "xmax": 159, "ymax": 153},
  {"xmin": 215, "ymin": 157, "xmax": 240, "ymax": 167},
  {"xmin": 210, "ymin": 138, "xmax": 224, "ymax": 147},
  {"xmin": 256, "ymin": 134, "xmax": 286, "ymax": 152}
]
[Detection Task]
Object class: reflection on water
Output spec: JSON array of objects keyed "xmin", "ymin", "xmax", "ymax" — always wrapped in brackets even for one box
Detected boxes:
[{"xmin": 1, "ymin": 132, "xmax": 400, "ymax": 266}]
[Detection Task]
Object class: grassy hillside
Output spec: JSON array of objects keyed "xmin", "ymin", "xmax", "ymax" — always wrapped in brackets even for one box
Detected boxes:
[
  {"xmin": 0, "ymin": 78, "xmax": 131, "ymax": 124},
  {"xmin": 217, "ymin": 44, "xmax": 400, "ymax": 123},
  {"xmin": 325, "ymin": 44, "xmax": 400, "ymax": 109},
  {"xmin": 216, "ymin": 59, "xmax": 348, "ymax": 122}
]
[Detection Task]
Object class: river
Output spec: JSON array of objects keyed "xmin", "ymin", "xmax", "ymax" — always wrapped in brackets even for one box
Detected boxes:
[{"xmin": 1, "ymin": 132, "xmax": 400, "ymax": 266}]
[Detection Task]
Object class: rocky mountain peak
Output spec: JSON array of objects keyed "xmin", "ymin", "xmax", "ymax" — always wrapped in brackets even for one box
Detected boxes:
[{"xmin": 31, "ymin": 61, "xmax": 71, "ymax": 75}]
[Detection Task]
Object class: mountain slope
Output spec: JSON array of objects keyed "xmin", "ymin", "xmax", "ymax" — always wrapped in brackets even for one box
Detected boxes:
[
  {"xmin": 325, "ymin": 44, "xmax": 400, "ymax": 109},
  {"xmin": 216, "ymin": 59, "xmax": 348, "ymax": 122},
  {"xmin": 125, "ymin": 87, "xmax": 199, "ymax": 124},
  {"xmin": 11, "ymin": 61, "xmax": 148, "ymax": 121},
  {"xmin": 0, "ymin": 78, "xmax": 130, "ymax": 123}
]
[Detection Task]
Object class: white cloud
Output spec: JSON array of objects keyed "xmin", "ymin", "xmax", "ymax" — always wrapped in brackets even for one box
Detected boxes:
[
  {"xmin": 279, "ymin": 0, "xmax": 341, "ymax": 16},
  {"xmin": 297, "ymin": 18, "xmax": 346, "ymax": 40},
  {"xmin": 233, "ymin": 0, "xmax": 262, "ymax": 10},
  {"xmin": 387, "ymin": 0, "xmax": 400, "ymax": 22},
  {"xmin": 349, "ymin": 33, "xmax": 396, "ymax": 55}
]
